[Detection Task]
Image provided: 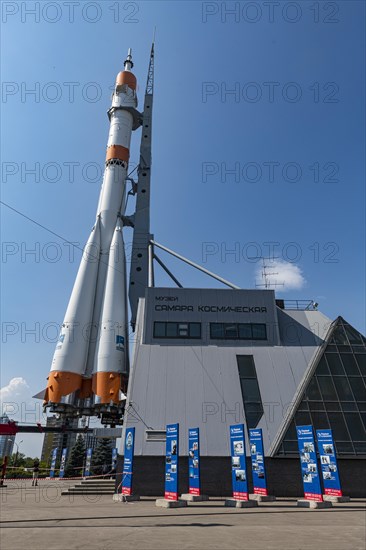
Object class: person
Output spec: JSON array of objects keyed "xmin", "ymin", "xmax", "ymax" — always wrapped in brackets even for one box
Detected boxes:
[{"xmin": 32, "ymin": 458, "xmax": 40, "ymax": 486}]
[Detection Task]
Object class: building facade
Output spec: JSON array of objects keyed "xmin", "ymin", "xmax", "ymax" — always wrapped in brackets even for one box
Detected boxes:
[
  {"xmin": 41, "ymin": 416, "xmax": 78, "ymax": 464},
  {"xmin": 118, "ymin": 287, "xmax": 366, "ymax": 496},
  {"xmin": 0, "ymin": 415, "xmax": 15, "ymax": 459}
]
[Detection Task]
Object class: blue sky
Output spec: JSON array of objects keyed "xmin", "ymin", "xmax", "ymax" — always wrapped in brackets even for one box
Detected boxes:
[{"xmin": 1, "ymin": 1, "xmax": 365, "ymax": 455}]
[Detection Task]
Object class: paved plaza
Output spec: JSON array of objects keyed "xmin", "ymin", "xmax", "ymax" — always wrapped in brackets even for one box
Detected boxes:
[{"xmin": 0, "ymin": 480, "xmax": 365, "ymax": 550}]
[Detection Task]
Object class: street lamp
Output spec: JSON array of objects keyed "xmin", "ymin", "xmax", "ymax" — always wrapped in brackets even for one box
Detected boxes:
[{"xmin": 9, "ymin": 439, "xmax": 23, "ymax": 467}]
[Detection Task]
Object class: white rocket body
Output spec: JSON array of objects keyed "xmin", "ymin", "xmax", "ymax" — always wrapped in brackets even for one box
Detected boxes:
[{"xmin": 44, "ymin": 51, "xmax": 138, "ymax": 410}]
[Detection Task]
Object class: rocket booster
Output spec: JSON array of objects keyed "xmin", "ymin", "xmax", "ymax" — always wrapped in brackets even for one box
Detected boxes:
[{"xmin": 44, "ymin": 50, "xmax": 139, "ymax": 412}]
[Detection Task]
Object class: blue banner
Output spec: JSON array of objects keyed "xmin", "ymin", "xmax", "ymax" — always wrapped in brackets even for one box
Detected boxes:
[
  {"xmin": 84, "ymin": 448, "xmax": 92, "ymax": 477},
  {"xmin": 165, "ymin": 423, "xmax": 179, "ymax": 500},
  {"xmin": 249, "ymin": 428, "xmax": 268, "ymax": 496},
  {"xmin": 316, "ymin": 429, "xmax": 342, "ymax": 497},
  {"xmin": 122, "ymin": 428, "xmax": 135, "ymax": 495},
  {"xmin": 296, "ymin": 425, "xmax": 323, "ymax": 501},
  {"xmin": 49, "ymin": 447, "xmax": 58, "ymax": 478},
  {"xmin": 112, "ymin": 447, "xmax": 118, "ymax": 473},
  {"xmin": 188, "ymin": 427, "xmax": 201, "ymax": 495},
  {"xmin": 230, "ymin": 424, "xmax": 248, "ymax": 500},
  {"xmin": 59, "ymin": 448, "xmax": 67, "ymax": 478}
]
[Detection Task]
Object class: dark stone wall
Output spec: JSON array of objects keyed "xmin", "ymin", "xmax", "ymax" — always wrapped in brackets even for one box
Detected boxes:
[{"xmin": 116, "ymin": 456, "xmax": 366, "ymax": 497}]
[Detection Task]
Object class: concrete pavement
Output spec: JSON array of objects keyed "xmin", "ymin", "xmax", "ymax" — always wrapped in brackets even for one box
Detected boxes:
[{"xmin": 1, "ymin": 480, "xmax": 365, "ymax": 550}]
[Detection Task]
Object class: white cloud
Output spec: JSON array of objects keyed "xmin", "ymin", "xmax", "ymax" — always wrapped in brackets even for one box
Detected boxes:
[
  {"xmin": 255, "ymin": 259, "xmax": 306, "ymax": 291},
  {"xmin": 0, "ymin": 377, "xmax": 30, "ymax": 409},
  {"xmin": 0, "ymin": 377, "xmax": 45, "ymax": 424},
  {"xmin": 0, "ymin": 377, "xmax": 47, "ymax": 458}
]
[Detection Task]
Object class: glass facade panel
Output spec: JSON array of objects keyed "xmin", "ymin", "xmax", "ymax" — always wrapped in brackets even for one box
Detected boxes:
[
  {"xmin": 333, "ymin": 377, "xmax": 354, "ymax": 401},
  {"xmin": 210, "ymin": 323, "xmax": 267, "ymax": 341},
  {"xmin": 283, "ymin": 441, "xmax": 298, "ymax": 452},
  {"xmin": 309, "ymin": 401, "xmax": 325, "ymax": 411},
  {"xmin": 166, "ymin": 323, "xmax": 178, "ymax": 337},
  {"xmin": 237, "ymin": 355, "xmax": 256, "ymax": 378},
  {"xmin": 326, "ymin": 344, "xmax": 338, "ymax": 353},
  {"xmin": 236, "ymin": 355, "xmax": 263, "ymax": 429},
  {"xmin": 277, "ymin": 318, "xmax": 366, "ymax": 456},
  {"xmin": 252, "ymin": 324, "xmax": 267, "ymax": 340},
  {"xmin": 295, "ymin": 411, "xmax": 311, "ymax": 426},
  {"xmin": 245, "ymin": 411, "xmax": 263, "ymax": 427},
  {"xmin": 333, "ymin": 325, "xmax": 348, "ymax": 345},
  {"xmin": 335, "ymin": 441, "xmax": 354, "ymax": 453},
  {"xmin": 344, "ymin": 324, "xmax": 364, "ymax": 345},
  {"xmin": 154, "ymin": 322, "xmax": 201, "ymax": 339},
  {"xmin": 328, "ymin": 413, "xmax": 350, "ymax": 440},
  {"xmin": 316, "ymin": 356, "xmax": 330, "ymax": 375},
  {"xmin": 355, "ymin": 353, "xmax": 366, "ymax": 376},
  {"xmin": 210, "ymin": 323, "xmax": 224, "ymax": 339},
  {"xmin": 341, "ymin": 402, "xmax": 357, "ymax": 411},
  {"xmin": 241, "ymin": 379, "xmax": 261, "ymax": 402},
  {"xmin": 340, "ymin": 353, "xmax": 360, "ymax": 375},
  {"xmin": 153, "ymin": 322, "xmax": 166, "ymax": 337},
  {"xmin": 344, "ymin": 413, "xmax": 366, "ymax": 441},
  {"xmin": 189, "ymin": 323, "xmax": 201, "ymax": 338},
  {"xmin": 326, "ymin": 353, "xmax": 345, "ymax": 375},
  {"xmin": 310, "ymin": 411, "xmax": 329, "ymax": 430},
  {"xmin": 337, "ymin": 345, "xmax": 351, "ymax": 353},
  {"xmin": 306, "ymin": 378, "xmax": 322, "ymax": 400},
  {"xmin": 238, "ymin": 324, "xmax": 252, "ymax": 339},
  {"xmin": 325, "ymin": 402, "xmax": 341, "ymax": 411},
  {"xmin": 317, "ymin": 376, "xmax": 338, "ymax": 401},
  {"xmin": 286, "ymin": 421, "xmax": 297, "ymax": 440},
  {"xmin": 354, "ymin": 442, "xmax": 366, "ymax": 453},
  {"xmin": 225, "ymin": 324, "xmax": 238, "ymax": 338},
  {"xmin": 348, "ymin": 377, "xmax": 366, "ymax": 402}
]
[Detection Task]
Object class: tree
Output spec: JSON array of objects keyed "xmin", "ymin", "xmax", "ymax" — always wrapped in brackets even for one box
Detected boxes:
[
  {"xmin": 92, "ymin": 438, "xmax": 113, "ymax": 475},
  {"xmin": 65, "ymin": 435, "xmax": 86, "ymax": 478}
]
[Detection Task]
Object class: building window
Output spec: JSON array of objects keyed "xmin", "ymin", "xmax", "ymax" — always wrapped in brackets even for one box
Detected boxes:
[
  {"xmin": 210, "ymin": 323, "xmax": 267, "ymax": 340},
  {"xmin": 237, "ymin": 355, "xmax": 264, "ymax": 428},
  {"xmin": 153, "ymin": 322, "xmax": 201, "ymax": 339},
  {"xmin": 277, "ymin": 318, "xmax": 366, "ymax": 457}
]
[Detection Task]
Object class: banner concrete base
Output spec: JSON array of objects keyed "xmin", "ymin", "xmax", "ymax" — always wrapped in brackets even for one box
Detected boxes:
[
  {"xmin": 156, "ymin": 498, "xmax": 188, "ymax": 508},
  {"xmin": 250, "ymin": 494, "xmax": 276, "ymax": 502},
  {"xmin": 225, "ymin": 499, "xmax": 258, "ymax": 508},
  {"xmin": 297, "ymin": 499, "xmax": 333, "ymax": 509},
  {"xmin": 323, "ymin": 495, "xmax": 350, "ymax": 503},
  {"xmin": 112, "ymin": 494, "xmax": 140, "ymax": 502},
  {"xmin": 180, "ymin": 494, "xmax": 209, "ymax": 502}
]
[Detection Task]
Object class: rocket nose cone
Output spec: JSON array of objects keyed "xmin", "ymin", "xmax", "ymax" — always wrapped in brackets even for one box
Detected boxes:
[{"xmin": 116, "ymin": 70, "xmax": 137, "ymax": 91}]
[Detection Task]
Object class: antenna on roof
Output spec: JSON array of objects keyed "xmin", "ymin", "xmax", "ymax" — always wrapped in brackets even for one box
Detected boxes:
[{"xmin": 255, "ymin": 257, "xmax": 285, "ymax": 289}]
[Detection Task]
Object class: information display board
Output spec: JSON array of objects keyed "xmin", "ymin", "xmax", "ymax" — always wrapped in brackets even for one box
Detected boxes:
[
  {"xmin": 112, "ymin": 447, "xmax": 118, "ymax": 474},
  {"xmin": 49, "ymin": 447, "xmax": 58, "ymax": 478},
  {"xmin": 165, "ymin": 423, "xmax": 179, "ymax": 500},
  {"xmin": 230, "ymin": 424, "xmax": 248, "ymax": 501},
  {"xmin": 84, "ymin": 448, "xmax": 93, "ymax": 477},
  {"xmin": 249, "ymin": 428, "xmax": 268, "ymax": 496},
  {"xmin": 316, "ymin": 429, "xmax": 342, "ymax": 497},
  {"xmin": 121, "ymin": 428, "xmax": 135, "ymax": 495},
  {"xmin": 59, "ymin": 448, "xmax": 67, "ymax": 478},
  {"xmin": 296, "ymin": 425, "xmax": 323, "ymax": 501},
  {"xmin": 188, "ymin": 427, "xmax": 201, "ymax": 495}
]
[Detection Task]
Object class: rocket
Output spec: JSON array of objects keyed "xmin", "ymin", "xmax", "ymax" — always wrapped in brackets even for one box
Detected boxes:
[{"xmin": 43, "ymin": 50, "xmax": 140, "ymax": 417}]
